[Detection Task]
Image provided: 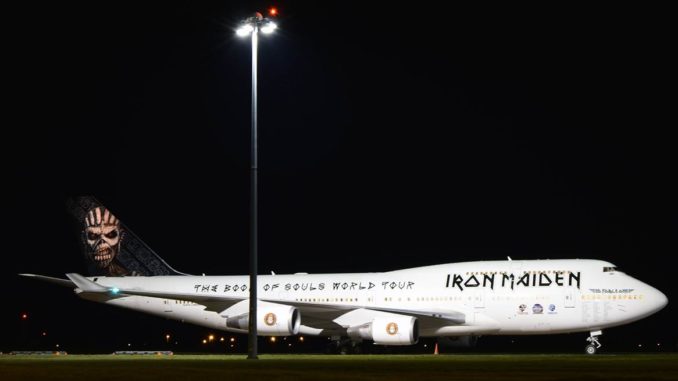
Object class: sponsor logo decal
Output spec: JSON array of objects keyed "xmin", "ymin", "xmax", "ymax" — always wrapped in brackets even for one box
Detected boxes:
[
  {"xmin": 518, "ymin": 304, "xmax": 528, "ymax": 314},
  {"xmin": 548, "ymin": 304, "xmax": 557, "ymax": 314},
  {"xmin": 532, "ymin": 304, "xmax": 543, "ymax": 314},
  {"xmin": 386, "ymin": 322, "xmax": 399, "ymax": 335}
]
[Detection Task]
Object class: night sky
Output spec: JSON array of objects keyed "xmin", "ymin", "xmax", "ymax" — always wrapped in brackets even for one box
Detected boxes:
[{"xmin": 4, "ymin": 2, "xmax": 676, "ymax": 353}]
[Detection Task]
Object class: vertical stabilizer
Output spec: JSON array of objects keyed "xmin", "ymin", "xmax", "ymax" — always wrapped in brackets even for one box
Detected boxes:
[{"xmin": 67, "ymin": 196, "xmax": 187, "ymax": 276}]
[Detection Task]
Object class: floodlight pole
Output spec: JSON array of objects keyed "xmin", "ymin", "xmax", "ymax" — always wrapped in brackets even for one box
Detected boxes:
[
  {"xmin": 238, "ymin": 10, "xmax": 275, "ymax": 361},
  {"xmin": 248, "ymin": 23, "xmax": 259, "ymax": 361}
]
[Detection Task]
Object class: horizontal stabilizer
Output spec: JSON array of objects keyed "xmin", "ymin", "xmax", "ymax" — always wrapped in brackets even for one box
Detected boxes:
[{"xmin": 19, "ymin": 274, "xmax": 75, "ymax": 288}]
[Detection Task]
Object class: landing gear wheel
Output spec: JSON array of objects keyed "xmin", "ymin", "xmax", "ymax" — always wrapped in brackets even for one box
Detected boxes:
[
  {"xmin": 328, "ymin": 337, "xmax": 362, "ymax": 355},
  {"xmin": 585, "ymin": 330, "xmax": 602, "ymax": 355}
]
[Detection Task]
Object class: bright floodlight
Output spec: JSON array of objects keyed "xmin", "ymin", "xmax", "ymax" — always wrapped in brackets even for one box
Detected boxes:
[
  {"xmin": 261, "ymin": 21, "xmax": 277, "ymax": 34},
  {"xmin": 236, "ymin": 24, "xmax": 254, "ymax": 37}
]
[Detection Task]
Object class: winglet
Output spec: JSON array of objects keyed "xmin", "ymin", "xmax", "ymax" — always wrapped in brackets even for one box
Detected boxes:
[{"xmin": 66, "ymin": 273, "xmax": 109, "ymax": 293}]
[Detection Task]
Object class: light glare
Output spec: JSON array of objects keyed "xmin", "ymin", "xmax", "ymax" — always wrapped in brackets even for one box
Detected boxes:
[
  {"xmin": 261, "ymin": 22, "xmax": 277, "ymax": 34},
  {"xmin": 236, "ymin": 24, "xmax": 254, "ymax": 37}
]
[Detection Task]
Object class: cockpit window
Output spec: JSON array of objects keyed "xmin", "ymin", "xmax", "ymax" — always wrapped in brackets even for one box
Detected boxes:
[{"xmin": 603, "ymin": 266, "xmax": 617, "ymax": 272}]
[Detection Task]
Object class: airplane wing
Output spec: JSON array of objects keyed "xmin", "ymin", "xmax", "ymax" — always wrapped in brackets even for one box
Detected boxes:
[
  {"xmin": 280, "ymin": 300, "xmax": 465, "ymax": 333},
  {"xmin": 280, "ymin": 300, "xmax": 464, "ymax": 323},
  {"xmin": 110, "ymin": 285, "xmax": 466, "ymax": 332},
  {"xmin": 114, "ymin": 288, "xmax": 245, "ymax": 313},
  {"xmin": 64, "ymin": 276, "xmax": 246, "ymax": 313},
  {"xmin": 22, "ymin": 273, "xmax": 468, "ymax": 333}
]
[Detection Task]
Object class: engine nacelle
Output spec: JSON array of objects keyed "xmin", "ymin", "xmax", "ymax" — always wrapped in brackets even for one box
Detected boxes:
[
  {"xmin": 347, "ymin": 315, "xmax": 419, "ymax": 345},
  {"xmin": 225, "ymin": 301, "xmax": 301, "ymax": 336}
]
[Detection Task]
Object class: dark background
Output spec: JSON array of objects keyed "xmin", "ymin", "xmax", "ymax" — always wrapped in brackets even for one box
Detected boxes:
[{"xmin": 4, "ymin": 1, "xmax": 676, "ymax": 353}]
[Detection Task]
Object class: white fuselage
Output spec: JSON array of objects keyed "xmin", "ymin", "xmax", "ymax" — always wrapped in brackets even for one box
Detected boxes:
[{"xmin": 82, "ymin": 259, "xmax": 667, "ymax": 338}]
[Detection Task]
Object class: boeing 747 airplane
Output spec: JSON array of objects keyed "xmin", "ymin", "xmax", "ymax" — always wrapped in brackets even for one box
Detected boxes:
[{"xmin": 22, "ymin": 197, "xmax": 667, "ymax": 354}]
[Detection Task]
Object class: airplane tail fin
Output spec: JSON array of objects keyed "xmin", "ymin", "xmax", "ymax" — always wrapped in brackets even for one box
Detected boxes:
[{"xmin": 67, "ymin": 196, "xmax": 188, "ymax": 277}]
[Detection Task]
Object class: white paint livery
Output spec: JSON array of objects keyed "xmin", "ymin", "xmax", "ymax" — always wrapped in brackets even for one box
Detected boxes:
[{"xmin": 22, "ymin": 258, "xmax": 667, "ymax": 354}]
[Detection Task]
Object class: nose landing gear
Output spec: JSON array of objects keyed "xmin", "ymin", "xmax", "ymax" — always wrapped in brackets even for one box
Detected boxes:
[{"xmin": 585, "ymin": 330, "xmax": 602, "ymax": 355}]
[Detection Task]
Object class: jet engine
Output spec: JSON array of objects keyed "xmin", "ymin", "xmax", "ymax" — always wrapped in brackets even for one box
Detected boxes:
[
  {"xmin": 347, "ymin": 315, "xmax": 419, "ymax": 345},
  {"xmin": 225, "ymin": 301, "xmax": 300, "ymax": 336}
]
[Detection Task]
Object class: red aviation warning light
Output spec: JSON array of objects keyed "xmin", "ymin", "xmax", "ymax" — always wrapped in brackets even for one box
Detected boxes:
[{"xmin": 269, "ymin": 7, "xmax": 278, "ymax": 17}]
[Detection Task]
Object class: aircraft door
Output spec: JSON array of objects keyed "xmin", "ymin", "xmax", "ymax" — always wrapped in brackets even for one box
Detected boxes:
[
  {"xmin": 162, "ymin": 298, "xmax": 173, "ymax": 313},
  {"xmin": 564, "ymin": 287, "xmax": 577, "ymax": 308},
  {"xmin": 473, "ymin": 290, "xmax": 485, "ymax": 308}
]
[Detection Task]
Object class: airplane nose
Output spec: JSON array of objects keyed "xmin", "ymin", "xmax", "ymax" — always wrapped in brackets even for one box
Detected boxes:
[{"xmin": 648, "ymin": 286, "xmax": 668, "ymax": 312}]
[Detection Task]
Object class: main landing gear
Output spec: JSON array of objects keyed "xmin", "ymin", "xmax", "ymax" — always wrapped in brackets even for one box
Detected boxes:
[
  {"xmin": 327, "ymin": 336, "xmax": 362, "ymax": 355},
  {"xmin": 585, "ymin": 330, "xmax": 602, "ymax": 355}
]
